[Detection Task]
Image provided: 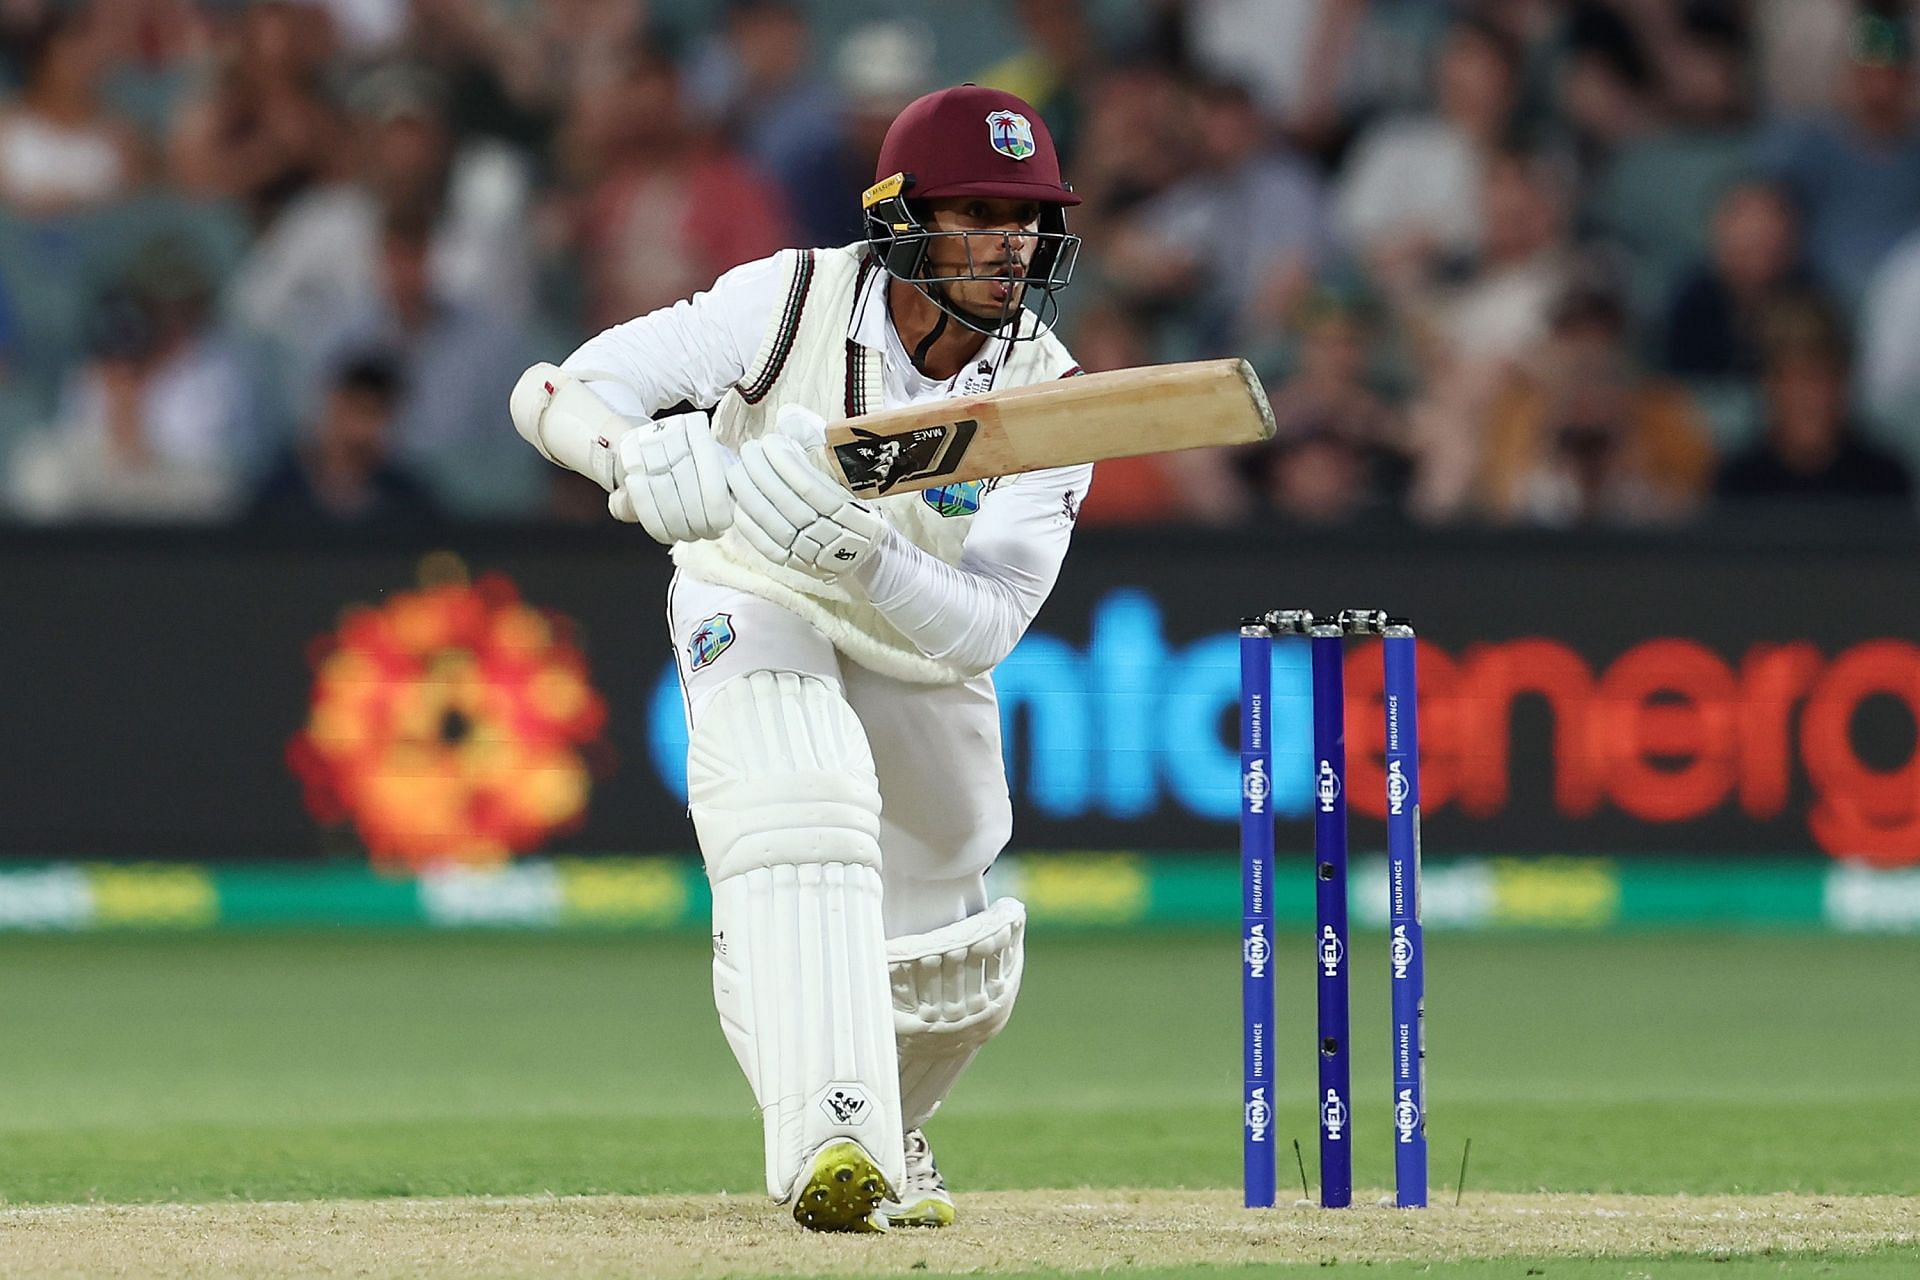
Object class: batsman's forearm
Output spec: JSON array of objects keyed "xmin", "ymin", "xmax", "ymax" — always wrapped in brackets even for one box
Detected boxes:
[{"xmin": 849, "ymin": 527, "xmax": 1043, "ymax": 677}]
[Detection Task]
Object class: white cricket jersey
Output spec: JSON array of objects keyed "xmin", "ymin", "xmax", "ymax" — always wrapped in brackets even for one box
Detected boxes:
[{"xmin": 562, "ymin": 244, "xmax": 1091, "ymax": 682}]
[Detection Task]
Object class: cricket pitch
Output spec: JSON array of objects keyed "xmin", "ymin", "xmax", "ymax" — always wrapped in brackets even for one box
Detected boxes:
[{"xmin": 3, "ymin": 1189, "xmax": 1913, "ymax": 1279}]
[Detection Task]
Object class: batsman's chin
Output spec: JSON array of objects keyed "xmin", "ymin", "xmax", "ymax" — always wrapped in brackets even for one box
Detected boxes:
[{"xmin": 956, "ymin": 290, "xmax": 1026, "ymax": 327}]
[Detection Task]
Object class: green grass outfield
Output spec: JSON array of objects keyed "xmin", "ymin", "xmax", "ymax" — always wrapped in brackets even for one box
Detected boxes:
[{"xmin": 1, "ymin": 929, "xmax": 1915, "ymax": 1277}]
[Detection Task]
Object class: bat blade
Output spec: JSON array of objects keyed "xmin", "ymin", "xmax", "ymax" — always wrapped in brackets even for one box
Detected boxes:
[{"xmin": 823, "ymin": 358, "xmax": 1274, "ymax": 497}]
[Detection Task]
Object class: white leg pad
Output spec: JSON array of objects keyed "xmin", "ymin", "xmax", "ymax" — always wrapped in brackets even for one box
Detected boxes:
[
  {"xmin": 693, "ymin": 670, "xmax": 904, "ymax": 1200},
  {"xmin": 888, "ymin": 896, "xmax": 1027, "ymax": 1131}
]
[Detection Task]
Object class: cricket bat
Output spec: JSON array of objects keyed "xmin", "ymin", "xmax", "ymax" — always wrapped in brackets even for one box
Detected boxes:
[{"xmin": 821, "ymin": 358, "xmax": 1275, "ymax": 498}]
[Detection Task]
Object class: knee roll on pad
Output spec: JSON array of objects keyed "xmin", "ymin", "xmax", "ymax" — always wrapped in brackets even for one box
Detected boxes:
[
  {"xmin": 689, "ymin": 670, "xmax": 883, "ymax": 883},
  {"xmin": 693, "ymin": 670, "xmax": 902, "ymax": 1200},
  {"xmin": 888, "ymin": 896, "xmax": 1027, "ymax": 1131}
]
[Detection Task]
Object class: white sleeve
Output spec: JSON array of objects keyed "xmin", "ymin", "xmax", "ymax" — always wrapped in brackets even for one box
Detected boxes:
[
  {"xmin": 847, "ymin": 464, "xmax": 1093, "ymax": 677},
  {"xmin": 559, "ymin": 252, "xmax": 788, "ymax": 418}
]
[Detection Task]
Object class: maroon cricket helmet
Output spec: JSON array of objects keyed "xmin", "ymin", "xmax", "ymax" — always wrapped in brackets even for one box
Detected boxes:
[
  {"xmin": 862, "ymin": 85, "xmax": 1083, "ymax": 339},
  {"xmin": 873, "ymin": 84, "xmax": 1081, "ymax": 207}
]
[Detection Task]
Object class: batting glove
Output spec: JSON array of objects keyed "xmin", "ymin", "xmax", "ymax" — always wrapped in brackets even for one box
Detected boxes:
[
  {"xmin": 729, "ymin": 405, "xmax": 884, "ymax": 579},
  {"xmin": 608, "ymin": 411, "xmax": 734, "ymax": 544}
]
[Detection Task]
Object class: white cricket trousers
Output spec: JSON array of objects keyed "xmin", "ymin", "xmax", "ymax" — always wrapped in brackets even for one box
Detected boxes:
[{"xmin": 668, "ymin": 573, "xmax": 1011, "ymax": 937}]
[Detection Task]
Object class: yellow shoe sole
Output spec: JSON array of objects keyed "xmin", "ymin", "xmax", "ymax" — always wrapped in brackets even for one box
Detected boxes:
[
  {"xmin": 790, "ymin": 1140, "xmax": 892, "ymax": 1233},
  {"xmin": 884, "ymin": 1196, "xmax": 956, "ymax": 1228}
]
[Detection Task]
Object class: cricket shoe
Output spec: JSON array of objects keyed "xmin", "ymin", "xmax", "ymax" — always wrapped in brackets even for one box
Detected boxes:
[
  {"xmin": 788, "ymin": 1138, "xmax": 893, "ymax": 1232},
  {"xmin": 876, "ymin": 1129, "xmax": 956, "ymax": 1228}
]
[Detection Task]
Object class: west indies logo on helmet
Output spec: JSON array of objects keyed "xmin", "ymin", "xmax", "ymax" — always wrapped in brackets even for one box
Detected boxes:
[{"xmin": 862, "ymin": 84, "xmax": 1082, "ymax": 340}]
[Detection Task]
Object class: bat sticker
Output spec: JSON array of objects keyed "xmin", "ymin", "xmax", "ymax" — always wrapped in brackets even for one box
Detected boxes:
[{"xmin": 832, "ymin": 418, "xmax": 979, "ymax": 494}]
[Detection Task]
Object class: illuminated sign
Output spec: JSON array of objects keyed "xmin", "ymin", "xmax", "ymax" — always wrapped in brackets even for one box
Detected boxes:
[
  {"xmin": 645, "ymin": 590, "xmax": 1920, "ymax": 866},
  {"xmin": 288, "ymin": 557, "xmax": 610, "ymax": 869}
]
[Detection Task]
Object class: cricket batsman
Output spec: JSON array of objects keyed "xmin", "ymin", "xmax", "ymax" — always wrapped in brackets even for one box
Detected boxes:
[{"xmin": 508, "ymin": 85, "xmax": 1087, "ymax": 1232}]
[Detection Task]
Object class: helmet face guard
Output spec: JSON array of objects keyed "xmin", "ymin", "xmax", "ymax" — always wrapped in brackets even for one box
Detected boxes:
[{"xmin": 863, "ymin": 172, "xmax": 1081, "ymax": 339}]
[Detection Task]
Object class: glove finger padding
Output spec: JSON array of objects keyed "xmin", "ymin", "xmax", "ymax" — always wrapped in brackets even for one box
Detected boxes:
[
  {"xmin": 761, "ymin": 432, "xmax": 853, "ymax": 516},
  {"xmin": 609, "ymin": 481, "xmax": 674, "ymax": 543},
  {"xmin": 646, "ymin": 432, "xmax": 703, "ymax": 543},
  {"xmin": 732, "ymin": 500, "xmax": 798, "ymax": 567},
  {"xmin": 616, "ymin": 427, "xmax": 651, "ymax": 476},
  {"xmin": 743, "ymin": 437, "xmax": 826, "ymax": 530},
  {"xmin": 730, "ymin": 441, "xmax": 804, "ymax": 544},
  {"xmin": 728, "ymin": 431, "xmax": 883, "ymax": 577},
  {"xmin": 611, "ymin": 412, "xmax": 734, "ymax": 543}
]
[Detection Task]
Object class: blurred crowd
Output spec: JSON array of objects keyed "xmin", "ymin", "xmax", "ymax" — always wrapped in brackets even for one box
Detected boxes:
[{"xmin": 1, "ymin": 0, "xmax": 1918, "ymax": 530}]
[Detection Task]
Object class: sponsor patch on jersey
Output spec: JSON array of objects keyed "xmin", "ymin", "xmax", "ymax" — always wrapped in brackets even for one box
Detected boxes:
[
  {"xmin": 923, "ymin": 479, "xmax": 985, "ymax": 518},
  {"xmin": 986, "ymin": 110, "xmax": 1036, "ymax": 160},
  {"xmin": 687, "ymin": 612, "xmax": 735, "ymax": 672}
]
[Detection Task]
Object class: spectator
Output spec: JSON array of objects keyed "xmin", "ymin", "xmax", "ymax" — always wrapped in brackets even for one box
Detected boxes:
[
  {"xmin": 168, "ymin": 1, "xmax": 348, "ymax": 226},
  {"xmin": 229, "ymin": 61, "xmax": 536, "ymax": 358},
  {"xmin": 1555, "ymin": 2, "xmax": 1661, "ymax": 177},
  {"xmin": 1432, "ymin": 147, "xmax": 1575, "ymax": 370},
  {"xmin": 1400, "ymin": 148, "xmax": 1579, "ymax": 521},
  {"xmin": 687, "ymin": 0, "xmax": 847, "ymax": 249},
  {"xmin": 406, "ymin": 0, "xmax": 567, "ymax": 157},
  {"xmin": 1067, "ymin": 60, "xmax": 1190, "ymax": 235},
  {"xmin": 306, "ymin": 210, "xmax": 532, "ymax": 516},
  {"xmin": 1473, "ymin": 284, "xmax": 1715, "ymax": 526},
  {"xmin": 248, "ymin": 353, "xmax": 438, "ymax": 525},
  {"xmin": 1333, "ymin": 16, "xmax": 1521, "ymax": 287},
  {"xmin": 1664, "ymin": 181, "xmax": 1816, "ymax": 381},
  {"xmin": 671, "ymin": 19, "xmax": 934, "ymax": 256},
  {"xmin": 91, "ymin": 0, "xmax": 217, "ymax": 140},
  {"xmin": 0, "ymin": 7, "xmax": 141, "ymax": 216},
  {"xmin": 818, "ymin": 21, "xmax": 936, "ymax": 245},
  {"xmin": 7, "ymin": 240, "xmax": 250, "ymax": 522},
  {"xmin": 1106, "ymin": 78, "xmax": 1329, "ymax": 354},
  {"xmin": 1590, "ymin": 2, "xmax": 1758, "ymax": 308},
  {"xmin": 1718, "ymin": 300, "xmax": 1912, "ymax": 503},
  {"xmin": 1181, "ymin": 0, "xmax": 1337, "ymax": 126},
  {"xmin": 411, "ymin": 0, "xmax": 650, "ymax": 156},
  {"xmin": 1660, "ymin": 1, "xmax": 1754, "ymax": 131},
  {"xmin": 1257, "ymin": 296, "xmax": 1409, "ymax": 525},
  {"xmin": 306, "ymin": 0, "xmax": 407, "ymax": 58},
  {"xmin": 565, "ymin": 44, "xmax": 791, "ymax": 331},
  {"xmin": 1757, "ymin": 5, "xmax": 1920, "ymax": 305}
]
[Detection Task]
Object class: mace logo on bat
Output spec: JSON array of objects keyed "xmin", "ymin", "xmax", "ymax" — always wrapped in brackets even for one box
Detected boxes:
[{"xmin": 834, "ymin": 419, "xmax": 978, "ymax": 494}]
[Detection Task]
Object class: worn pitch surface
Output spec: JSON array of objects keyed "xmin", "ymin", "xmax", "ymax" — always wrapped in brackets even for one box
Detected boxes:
[{"xmin": 3, "ymin": 1190, "xmax": 1916, "ymax": 1279}]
